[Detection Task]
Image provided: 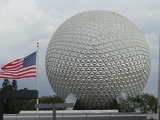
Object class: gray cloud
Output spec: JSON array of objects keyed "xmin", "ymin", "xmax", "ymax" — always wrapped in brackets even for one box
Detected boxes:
[{"xmin": 0, "ymin": 0, "xmax": 159, "ymax": 97}]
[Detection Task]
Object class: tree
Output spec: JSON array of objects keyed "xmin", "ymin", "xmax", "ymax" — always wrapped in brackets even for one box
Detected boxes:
[
  {"xmin": 12, "ymin": 80, "xmax": 18, "ymax": 90},
  {"xmin": 8, "ymin": 99, "xmax": 36, "ymax": 113},
  {"xmin": 118, "ymin": 97, "xmax": 135, "ymax": 112},
  {"xmin": 137, "ymin": 93, "xmax": 157, "ymax": 113},
  {"xmin": 1, "ymin": 79, "xmax": 17, "ymax": 91},
  {"xmin": 118, "ymin": 93, "xmax": 157, "ymax": 114},
  {"xmin": 40, "ymin": 95, "xmax": 65, "ymax": 104},
  {"xmin": 39, "ymin": 95, "xmax": 65, "ymax": 110},
  {"xmin": 1, "ymin": 79, "xmax": 13, "ymax": 91}
]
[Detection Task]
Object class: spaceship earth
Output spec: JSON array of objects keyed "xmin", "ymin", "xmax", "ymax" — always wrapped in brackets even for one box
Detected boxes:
[{"xmin": 45, "ymin": 10, "xmax": 151, "ymax": 109}]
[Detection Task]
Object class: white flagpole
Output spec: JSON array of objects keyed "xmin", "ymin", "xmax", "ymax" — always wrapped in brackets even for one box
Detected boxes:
[
  {"xmin": 36, "ymin": 42, "xmax": 39, "ymax": 113},
  {"xmin": 158, "ymin": 33, "xmax": 160, "ymax": 120}
]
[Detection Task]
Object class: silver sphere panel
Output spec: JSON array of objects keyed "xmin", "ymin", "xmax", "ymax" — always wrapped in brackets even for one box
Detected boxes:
[{"xmin": 45, "ymin": 10, "xmax": 150, "ymax": 109}]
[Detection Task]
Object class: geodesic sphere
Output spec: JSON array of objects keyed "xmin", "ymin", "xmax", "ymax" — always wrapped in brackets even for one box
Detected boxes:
[{"xmin": 45, "ymin": 10, "xmax": 150, "ymax": 109}]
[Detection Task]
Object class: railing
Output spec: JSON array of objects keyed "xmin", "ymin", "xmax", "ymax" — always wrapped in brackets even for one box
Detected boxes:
[{"xmin": 4, "ymin": 112, "xmax": 147, "ymax": 120}]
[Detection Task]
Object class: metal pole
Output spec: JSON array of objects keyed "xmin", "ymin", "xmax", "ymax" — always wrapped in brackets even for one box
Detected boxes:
[
  {"xmin": 53, "ymin": 105, "xmax": 56, "ymax": 120},
  {"xmin": 36, "ymin": 42, "xmax": 39, "ymax": 113},
  {"xmin": 159, "ymin": 105, "xmax": 160, "ymax": 120},
  {"xmin": 158, "ymin": 33, "xmax": 160, "ymax": 120}
]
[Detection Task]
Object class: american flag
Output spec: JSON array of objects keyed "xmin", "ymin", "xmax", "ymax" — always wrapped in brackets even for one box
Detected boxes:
[{"xmin": 0, "ymin": 52, "xmax": 36, "ymax": 79}]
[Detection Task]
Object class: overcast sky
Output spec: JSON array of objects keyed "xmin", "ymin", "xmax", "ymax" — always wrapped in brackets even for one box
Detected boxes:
[{"xmin": 0, "ymin": 0, "xmax": 160, "ymax": 97}]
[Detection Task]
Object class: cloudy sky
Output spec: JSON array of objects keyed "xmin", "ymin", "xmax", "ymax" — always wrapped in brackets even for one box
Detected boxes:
[{"xmin": 0, "ymin": 0, "xmax": 160, "ymax": 97}]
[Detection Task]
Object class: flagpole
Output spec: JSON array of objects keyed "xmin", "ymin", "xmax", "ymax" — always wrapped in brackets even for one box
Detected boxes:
[
  {"xmin": 36, "ymin": 42, "xmax": 39, "ymax": 113},
  {"xmin": 158, "ymin": 33, "xmax": 160, "ymax": 120}
]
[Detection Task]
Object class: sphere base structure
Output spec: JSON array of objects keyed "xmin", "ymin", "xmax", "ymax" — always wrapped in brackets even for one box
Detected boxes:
[{"xmin": 45, "ymin": 10, "xmax": 151, "ymax": 109}]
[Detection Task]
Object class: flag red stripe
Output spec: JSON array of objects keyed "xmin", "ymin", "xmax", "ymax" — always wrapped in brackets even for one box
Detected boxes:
[
  {"xmin": 0, "ymin": 73, "xmax": 36, "ymax": 77},
  {"xmin": 0, "ymin": 74, "xmax": 36, "ymax": 79},
  {"xmin": 0, "ymin": 66, "xmax": 36, "ymax": 74},
  {"xmin": 0, "ymin": 71, "xmax": 36, "ymax": 77},
  {"xmin": 0, "ymin": 68, "xmax": 36, "ymax": 79},
  {"xmin": 0, "ymin": 70, "xmax": 36, "ymax": 76},
  {"xmin": 0, "ymin": 67, "xmax": 36, "ymax": 77},
  {"xmin": 1, "ymin": 59, "xmax": 23, "ymax": 71}
]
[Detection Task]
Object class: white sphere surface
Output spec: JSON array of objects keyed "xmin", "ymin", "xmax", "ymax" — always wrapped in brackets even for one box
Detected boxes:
[{"xmin": 45, "ymin": 10, "xmax": 150, "ymax": 109}]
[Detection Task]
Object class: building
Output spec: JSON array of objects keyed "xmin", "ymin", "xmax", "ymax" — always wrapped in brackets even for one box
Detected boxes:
[{"xmin": 45, "ymin": 10, "xmax": 151, "ymax": 109}]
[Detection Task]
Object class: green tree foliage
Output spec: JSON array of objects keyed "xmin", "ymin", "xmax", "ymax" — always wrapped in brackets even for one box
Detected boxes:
[
  {"xmin": 40, "ymin": 95, "xmax": 65, "ymax": 104},
  {"xmin": 12, "ymin": 80, "xmax": 18, "ymax": 90},
  {"xmin": 118, "ymin": 97, "xmax": 135, "ymax": 112},
  {"xmin": 39, "ymin": 95, "xmax": 65, "ymax": 110},
  {"xmin": 7, "ymin": 99, "xmax": 36, "ymax": 113},
  {"xmin": 118, "ymin": 93, "xmax": 157, "ymax": 114},
  {"xmin": 1, "ymin": 79, "xmax": 17, "ymax": 91},
  {"xmin": 1, "ymin": 79, "xmax": 13, "ymax": 91},
  {"xmin": 136, "ymin": 93, "xmax": 157, "ymax": 113}
]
